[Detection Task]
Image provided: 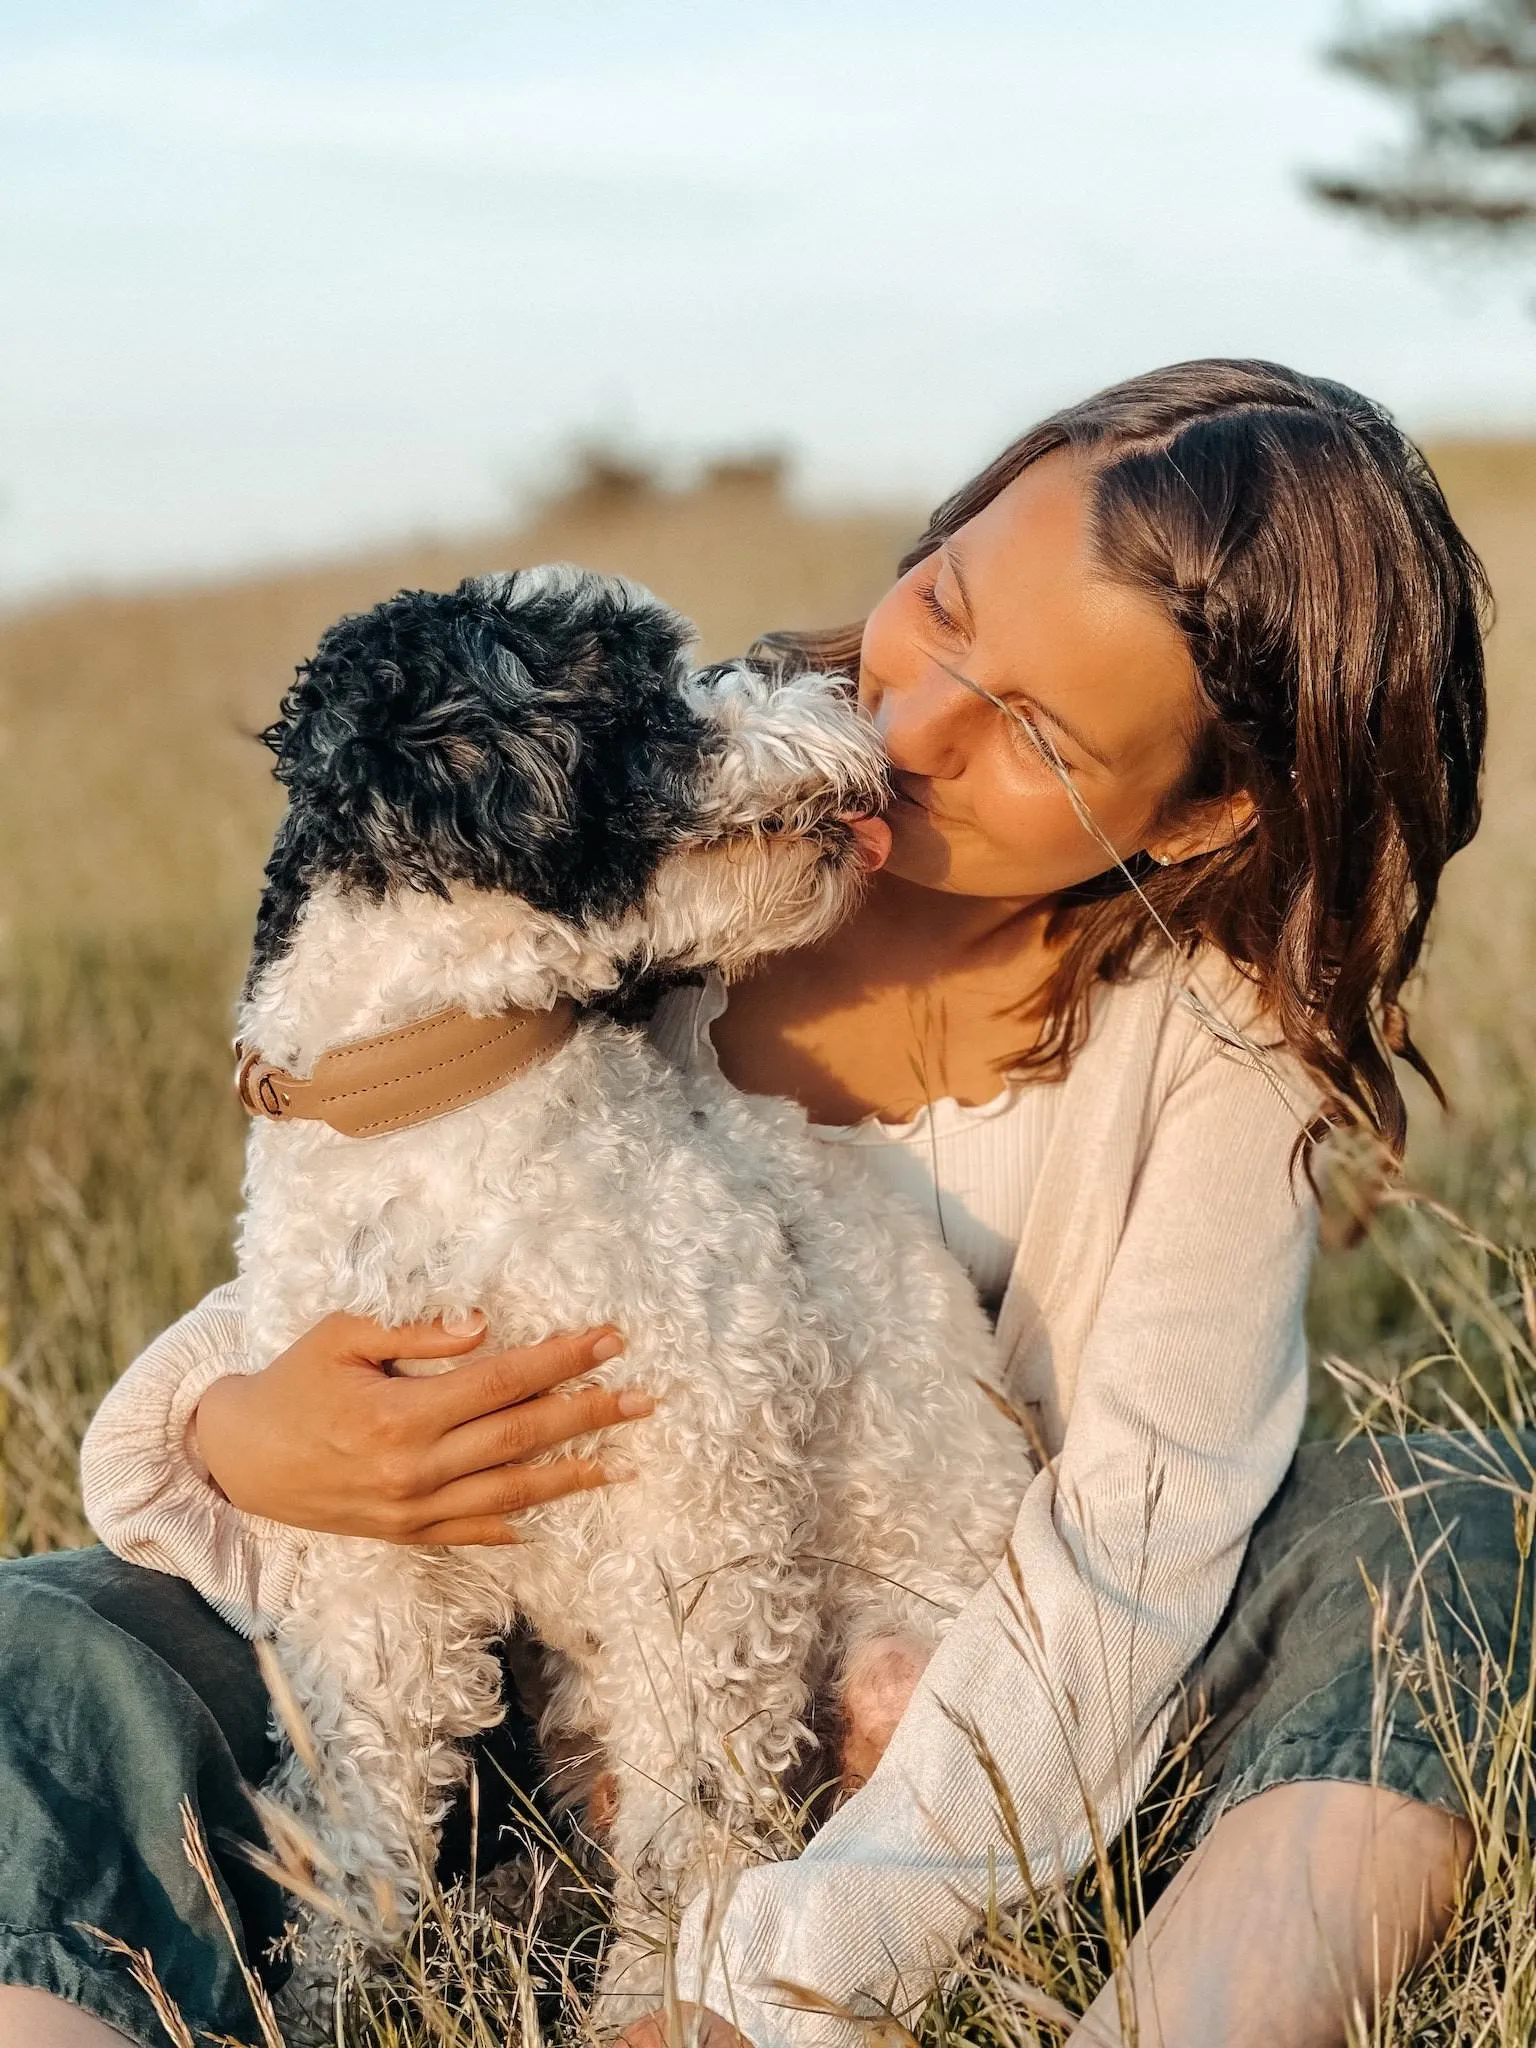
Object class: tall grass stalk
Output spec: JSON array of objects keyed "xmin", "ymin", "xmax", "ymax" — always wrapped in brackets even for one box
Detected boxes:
[{"xmin": 0, "ymin": 921, "xmax": 246, "ymax": 1554}]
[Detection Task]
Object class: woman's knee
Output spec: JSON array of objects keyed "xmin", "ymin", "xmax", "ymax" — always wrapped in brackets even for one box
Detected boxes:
[
  {"xmin": 0, "ymin": 1984, "xmax": 134, "ymax": 2047},
  {"xmin": 0, "ymin": 1553, "xmax": 149, "ymax": 1717},
  {"xmin": 0, "ymin": 1549, "xmax": 273, "ymax": 1780},
  {"xmin": 0, "ymin": 1551, "xmax": 288, "ymax": 2043}
]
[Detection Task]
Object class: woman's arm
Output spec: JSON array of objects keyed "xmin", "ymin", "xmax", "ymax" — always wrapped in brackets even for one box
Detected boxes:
[
  {"xmin": 80, "ymin": 1284, "xmax": 296, "ymax": 1634},
  {"xmin": 669, "ymin": 1037, "xmax": 1316, "ymax": 2048},
  {"xmin": 81, "ymin": 1295, "xmax": 649, "ymax": 1638}
]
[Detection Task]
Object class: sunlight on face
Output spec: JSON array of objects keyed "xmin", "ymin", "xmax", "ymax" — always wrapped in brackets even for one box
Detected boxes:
[{"xmin": 858, "ymin": 450, "xmax": 1203, "ymax": 898}]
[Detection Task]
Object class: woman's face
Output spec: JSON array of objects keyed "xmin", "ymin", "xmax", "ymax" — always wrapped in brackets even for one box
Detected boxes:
[{"xmin": 859, "ymin": 450, "xmax": 1208, "ymax": 899}]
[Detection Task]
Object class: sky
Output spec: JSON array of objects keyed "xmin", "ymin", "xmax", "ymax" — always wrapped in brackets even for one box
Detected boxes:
[{"xmin": 3, "ymin": 0, "xmax": 1535, "ymax": 598}]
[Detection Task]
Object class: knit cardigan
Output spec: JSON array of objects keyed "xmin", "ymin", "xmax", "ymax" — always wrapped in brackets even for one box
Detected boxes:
[{"xmin": 80, "ymin": 951, "xmax": 1318, "ymax": 2048}]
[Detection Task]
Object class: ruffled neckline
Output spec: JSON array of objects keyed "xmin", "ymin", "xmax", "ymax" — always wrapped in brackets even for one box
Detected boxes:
[{"xmin": 811, "ymin": 1074, "xmax": 1029, "ymax": 1144}]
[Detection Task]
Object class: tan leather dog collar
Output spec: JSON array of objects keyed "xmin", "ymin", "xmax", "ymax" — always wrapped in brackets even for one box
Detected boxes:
[{"xmin": 235, "ymin": 998, "xmax": 579, "ymax": 1139}]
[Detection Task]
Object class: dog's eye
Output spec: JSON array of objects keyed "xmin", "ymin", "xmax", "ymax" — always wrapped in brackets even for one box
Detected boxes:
[{"xmin": 759, "ymin": 815, "xmax": 786, "ymax": 837}]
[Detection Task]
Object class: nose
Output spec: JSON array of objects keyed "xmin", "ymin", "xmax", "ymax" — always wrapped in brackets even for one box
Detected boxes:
[
  {"xmin": 839, "ymin": 813, "xmax": 892, "ymax": 872},
  {"xmin": 867, "ymin": 662, "xmax": 982, "ymax": 782}
]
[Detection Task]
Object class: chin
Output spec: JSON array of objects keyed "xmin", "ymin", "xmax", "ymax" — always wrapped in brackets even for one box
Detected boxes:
[
  {"xmin": 883, "ymin": 836, "xmax": 1040, "ymax": 901},
  {"xmin": 881, "ymin": 807, "xmax": 958, "ymax": 889}
]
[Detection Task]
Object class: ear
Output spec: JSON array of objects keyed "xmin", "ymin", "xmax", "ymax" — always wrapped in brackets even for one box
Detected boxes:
[{"xmin": 1145, "ymin": 789, "xmax": 1256, "ymax": 867}]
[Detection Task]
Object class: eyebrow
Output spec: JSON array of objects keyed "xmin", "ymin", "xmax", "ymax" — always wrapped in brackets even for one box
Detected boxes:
[{"xmin": 940, "ymin": 545, "xmax": 1116, "ymax": 772}]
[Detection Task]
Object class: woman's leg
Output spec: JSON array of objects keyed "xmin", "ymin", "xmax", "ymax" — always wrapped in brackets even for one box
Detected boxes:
[
  {"xmin": 0, "ymin": 1549, "xmax": 553, "ymax": 2047},
  {"xmin": 1068, "ymin": 1779, "xmax": 1473, "ymax": 2048},
  {"xmin": 0, "ymin": 1547, "xmax": 283, "ymax": 2048},
  {"xmin": 0, "ymin": 1986, "xmax": 133, "ymax": 2046},
  {"xmin": 1062, "ymin": 1428, "xmax": 1534, "ymax": 2047}
]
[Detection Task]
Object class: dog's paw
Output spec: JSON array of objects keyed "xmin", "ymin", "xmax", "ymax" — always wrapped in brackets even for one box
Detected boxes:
[{"xmin": 837, "ymin": 1632, "xmax": 932, "ymax": 1791}]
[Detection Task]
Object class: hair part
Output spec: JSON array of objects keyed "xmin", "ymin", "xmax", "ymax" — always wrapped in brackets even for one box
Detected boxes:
[{"xmin": 761, "ymin": 359, "xmax": 1490, "ymax": 1156}]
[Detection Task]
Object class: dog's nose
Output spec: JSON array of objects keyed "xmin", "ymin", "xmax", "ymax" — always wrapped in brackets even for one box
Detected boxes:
[{"xmin": 840, "ymin": 814, "xmax": 892, "ymax": 872}]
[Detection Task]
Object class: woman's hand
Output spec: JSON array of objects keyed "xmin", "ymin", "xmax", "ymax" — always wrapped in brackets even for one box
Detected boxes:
[
  {"xmin": 619, "ymin": 2007, "xmax": 752, "ymax": 2048},
  {"xmin": 191, "ymin": 1312, "xmax": 650, "ymax": 1544}
]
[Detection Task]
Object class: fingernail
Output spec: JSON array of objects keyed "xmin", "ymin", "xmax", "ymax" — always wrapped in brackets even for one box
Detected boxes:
[
  {"xmin": 617, "ymin": 1386, "xmax": 654, "ymax": 1417},
  {"xmin": 603, "ymin": 1456, "xmax": 638, "ymax": 1483},
  {"xmin": 591, "ymin": 1332, "xmax": 624, "ymax": 1362},
  {"xmin": 442, "ymin": 1309, "xmax": 486, "ymax": 1335}
]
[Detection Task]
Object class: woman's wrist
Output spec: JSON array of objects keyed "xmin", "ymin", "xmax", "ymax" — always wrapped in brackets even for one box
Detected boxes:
[{"xmin": 185, "ymin": 1379, "xmax": 233, "ymax": 1499}]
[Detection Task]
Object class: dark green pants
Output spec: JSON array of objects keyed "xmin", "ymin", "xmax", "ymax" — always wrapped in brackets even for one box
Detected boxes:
[
  {"xmin": 0, "ymin": 1546, "xmax": 285, "ymax": 2044},
  {"xmin": 0, "ymin": 1548, "xmax": 548, "ymax": 2045},
  {"xmin": 1176, "ymin": 1430, "xmax": 1534, "ymax": 1837},
  {"xmin": 2, "ymin": 1431, "xmax": 1531, "ymax": 2046}
]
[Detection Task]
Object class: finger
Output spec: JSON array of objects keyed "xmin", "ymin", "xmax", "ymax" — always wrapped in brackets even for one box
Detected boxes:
[
  {"xmin": 412, "ymin": 1327, "xmax": 624, "ymax": 1431},
  {"xmin": 318, "ymin": 1308, "xmax": 489, "ymax": 1368},
  {"xmin": 422, "ymin": 1384, "xmax": 653, "ymax": 1489},
  {"xmin": 409, "ymin": 1517, "xmax": 527, "ymax": 1548},
  {"xmin": 414, "ymin": 1453, "xmax": 618, "ymax": 1531}
]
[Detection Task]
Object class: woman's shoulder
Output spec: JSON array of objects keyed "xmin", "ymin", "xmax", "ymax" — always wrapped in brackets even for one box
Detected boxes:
[
  {"xmin": 1083, "ymin": 946, "xmax": 1318, "ymax": 1122},
  {"xmin": 1090, "ymin": 943, "xmax": 1276, "ymax": 1042}
]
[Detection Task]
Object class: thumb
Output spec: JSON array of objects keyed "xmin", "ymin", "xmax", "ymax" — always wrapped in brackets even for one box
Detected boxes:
[{"xmin": 320, "ymin": 1308, "xmax": 487, "ymax": 1368}]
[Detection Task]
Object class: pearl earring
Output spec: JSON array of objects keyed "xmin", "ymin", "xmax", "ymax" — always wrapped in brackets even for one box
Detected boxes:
[{"xmin": 1149, "ymin": 851, "xmax": 1174, "ymax": 867}]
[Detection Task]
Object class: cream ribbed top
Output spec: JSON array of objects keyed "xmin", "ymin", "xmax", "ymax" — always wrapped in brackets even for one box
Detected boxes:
[
  {"xmin": 82, "ymin": 952, "xmax": 1319, "ymax": 2048},
  {"xmin": 664, "ymin": 972, "xmax": 1058, "ymax": 1318},
  {"xmin": 815, "ymin": 1086, "xmax": 1051, "ymax": 1316}
]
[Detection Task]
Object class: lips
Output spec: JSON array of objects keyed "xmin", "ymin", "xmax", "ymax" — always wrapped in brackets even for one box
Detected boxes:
[{"xmin": 890, "ymin": 782, "xmax": 964, "ymax": 827}]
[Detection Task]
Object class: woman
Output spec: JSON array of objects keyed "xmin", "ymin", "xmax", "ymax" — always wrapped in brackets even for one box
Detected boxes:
[{"xmin": 1, "ymin": 360, "xmax": 1524, "ymax": 2048}]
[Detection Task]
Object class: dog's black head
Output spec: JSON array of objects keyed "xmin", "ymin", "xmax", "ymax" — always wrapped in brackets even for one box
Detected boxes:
[
  {"xmin": 247, "ymin": 565, "xmax": 891, "ymax": 1020},
  {"xmin": 250, "ymin": 567, "xmax": 705, "ymax": 983}
]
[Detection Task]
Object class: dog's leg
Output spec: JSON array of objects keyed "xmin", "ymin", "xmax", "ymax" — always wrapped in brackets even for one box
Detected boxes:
[
  {"xmin": 267, "ymin": 1540, "xmax": 515, "ymax": 2025},
  {"xmin": 810, "ymin": 1314, "xmax": 1030, "ymax": 1797},
  {"xmin": 580, "ymin": 1492, "xmax": 825, "ymax": 2032}
]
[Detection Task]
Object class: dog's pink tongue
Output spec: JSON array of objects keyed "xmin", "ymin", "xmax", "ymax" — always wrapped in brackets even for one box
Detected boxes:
[{"xmin": 843, "ymin": 814, "xmax": 892, "ymax": 872}]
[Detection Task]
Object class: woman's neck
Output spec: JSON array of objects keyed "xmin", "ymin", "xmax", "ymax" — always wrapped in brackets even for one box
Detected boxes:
[
  {"xmin": 826, "ymin": 869, "xmax": 1050, "ymax": 980},
  {"xmin": 710, "ymin": 871, "xmax": 1061, "ymax": 1124}
]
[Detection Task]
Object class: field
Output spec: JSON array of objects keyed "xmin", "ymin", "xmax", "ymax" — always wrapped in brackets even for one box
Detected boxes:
[
  {"xmin": 2, "ymin": 447, "xmax": 1534, "ymax": 2042},
  {"xmin": 0, "ymin": 455, "xmax": 918, "ymax": 1555}
]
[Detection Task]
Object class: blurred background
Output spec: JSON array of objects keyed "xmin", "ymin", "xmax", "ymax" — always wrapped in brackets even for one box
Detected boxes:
[{"xmin": 4, "ymin": 0, "xmax": 1536, "ymax": 1553}]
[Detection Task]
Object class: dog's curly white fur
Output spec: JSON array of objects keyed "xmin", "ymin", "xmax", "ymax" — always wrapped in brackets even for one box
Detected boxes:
[{"xmin": 232, "ymin": 567, "xmax": 1031, "ymax": 2029}]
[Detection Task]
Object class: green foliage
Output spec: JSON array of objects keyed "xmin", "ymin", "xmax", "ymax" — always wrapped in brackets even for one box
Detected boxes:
[{"xmin": 1312, "ymin": 1, "xmax": 1536, "ymax": 239}]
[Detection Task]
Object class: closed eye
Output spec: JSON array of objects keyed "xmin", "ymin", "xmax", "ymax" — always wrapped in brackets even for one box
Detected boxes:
[
  {"xmin": 1004, "ymin": 702, "xmax": 1054, "ymax": 764},
  {"xmin": 928, "ymin": 650, "xmax": 1089, "ymax": 779},
  {"xmin": 916, "ymin": 571, "xmax": 963, "ymax": 639}
]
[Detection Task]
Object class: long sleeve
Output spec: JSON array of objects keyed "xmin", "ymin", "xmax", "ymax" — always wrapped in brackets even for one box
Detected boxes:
[
  {"xmin": 79, "ymin": 1284, "xmax": 309, "ymax": 1637},
  {"xmin": 670, "ymin": 1035, "xmax": 1316, "ymax": 2048}
]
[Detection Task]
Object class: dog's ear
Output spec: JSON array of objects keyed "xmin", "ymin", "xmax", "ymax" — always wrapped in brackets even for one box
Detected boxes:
[{"xmin": 248, "ymin": 572, "xmax": 705, "ymax": 981}]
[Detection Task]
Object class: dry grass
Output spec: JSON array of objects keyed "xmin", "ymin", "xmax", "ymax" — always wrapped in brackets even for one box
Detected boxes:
[
  {"xmin": 2, "ymin": 447, "xmax": 1535, "ymax": 2042},
  {"xmin": 0, "ymin": 455, "xmax": 915, "ymax": 935}
]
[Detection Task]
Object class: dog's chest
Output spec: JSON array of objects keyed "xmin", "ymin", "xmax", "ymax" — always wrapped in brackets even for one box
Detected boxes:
[{"xmin": 236, "ymin": 1022, "xmax": 820, "ymax": 1370}]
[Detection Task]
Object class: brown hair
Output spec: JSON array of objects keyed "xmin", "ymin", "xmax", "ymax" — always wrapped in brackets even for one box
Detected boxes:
[{"xmin": 762, "ymin": 360, "xmax": 1489, "ymax": 1155}]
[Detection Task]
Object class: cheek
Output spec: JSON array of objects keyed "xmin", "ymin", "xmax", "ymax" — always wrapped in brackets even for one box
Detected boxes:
[
  {"xmin": 886, "ymin": 753, "xmax": 1151, "ymax": 896},
  {"xmin": 955, "ymin": 782, "xmax": 1091, "ymax": 882},
  {"xmin": 974, "ymin": 753, "xmax": 1148, "ymax": 860}
]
